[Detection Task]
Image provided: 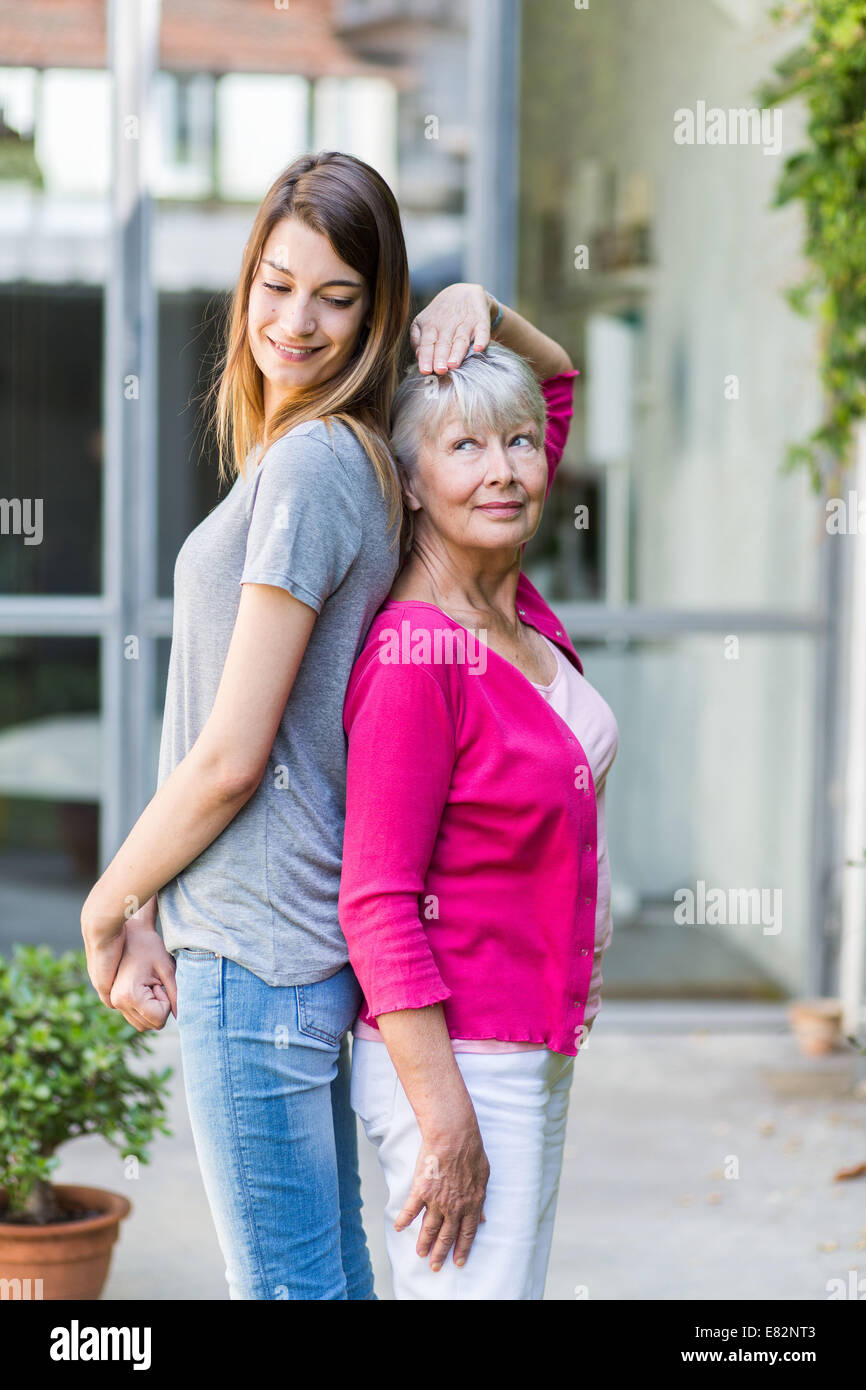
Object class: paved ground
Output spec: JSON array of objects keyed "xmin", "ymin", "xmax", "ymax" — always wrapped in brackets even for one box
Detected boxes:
[{"xmin": 51, "ymin": 1003, "xmax": 866, "ymax": 1302}]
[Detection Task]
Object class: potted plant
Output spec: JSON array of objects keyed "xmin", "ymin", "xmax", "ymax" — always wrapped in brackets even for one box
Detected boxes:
[
  {"xmin": 787, "ymin": 997, "xmax": 845, "ymax": 1056},
  {"xmin": 0, "ymin": 943, "xmax": 172, "ymax": 1300}
]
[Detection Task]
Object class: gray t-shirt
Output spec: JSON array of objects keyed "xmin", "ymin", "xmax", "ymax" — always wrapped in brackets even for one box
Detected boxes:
[{"xmin": 155, "ymin": 417, "xmax": 401, "ymax": 985}]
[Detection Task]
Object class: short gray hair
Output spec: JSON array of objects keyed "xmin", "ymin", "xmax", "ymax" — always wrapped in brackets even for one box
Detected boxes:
[{"xmin": 389, "ymin": 340, "xmax": 547, "ymax": 477}]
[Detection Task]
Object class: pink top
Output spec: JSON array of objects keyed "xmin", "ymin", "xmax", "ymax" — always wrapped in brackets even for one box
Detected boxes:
[
  {"xmin": 339, "ymin": 370, "xmax": 615, "ymax": 1058},
  {"xmin": 352, "ymin": 630, "xmax": 618, "ymax": 1052}
]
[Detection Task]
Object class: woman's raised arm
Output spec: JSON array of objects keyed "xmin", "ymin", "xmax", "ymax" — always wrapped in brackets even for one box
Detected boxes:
[{"xmin": 410, "ymin": 281, "xmax": 574, "ymax": 379}]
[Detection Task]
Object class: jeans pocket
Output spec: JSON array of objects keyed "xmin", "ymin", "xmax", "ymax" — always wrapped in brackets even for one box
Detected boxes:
[
  {"xmin": 174, "ymin": 949, "xmax": 223, "ymax": 1029},
  {"xmin": 296, "ymin": 962, "xmax": 363, "ymax": 1046}
]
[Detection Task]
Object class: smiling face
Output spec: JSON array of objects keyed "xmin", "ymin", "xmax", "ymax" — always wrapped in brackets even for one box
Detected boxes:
[
  {"xmin": 402, "ymin": 399, "xmax": 548, "ymax": 559},
  {"xmin": 247, "ymin": 216, "xmax": 371, "ymax": 419}
]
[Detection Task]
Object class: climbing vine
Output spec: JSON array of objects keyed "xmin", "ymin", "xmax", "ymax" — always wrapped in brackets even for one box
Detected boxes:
[{"xmin": 758, "ymin": 1, "xmax": 866, "ymax": 491}]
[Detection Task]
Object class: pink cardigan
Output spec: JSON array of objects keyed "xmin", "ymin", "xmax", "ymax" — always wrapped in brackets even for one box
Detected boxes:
[{"xmin": 338, "ymin": 370, "xmax": 594, "ymax": 1056}]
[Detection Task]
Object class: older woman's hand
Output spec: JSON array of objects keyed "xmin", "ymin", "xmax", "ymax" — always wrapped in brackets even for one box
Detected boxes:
[
  {"xmin": 410, "ymin": 282, "xmax": 496, "ymax": 376},
  {"xmin": 395, "ymin": 1106, "xmax": 490, "ymax": 1272}
]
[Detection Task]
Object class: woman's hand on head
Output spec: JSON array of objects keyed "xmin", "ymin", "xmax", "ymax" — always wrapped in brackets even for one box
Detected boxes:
[{"xmin": 410, "ymin": 282, "xmax": 495, "ymax": 376}]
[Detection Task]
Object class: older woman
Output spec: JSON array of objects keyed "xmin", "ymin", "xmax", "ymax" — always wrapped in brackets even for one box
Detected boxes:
[{"xmin": 338, "ymin": 321, "xmax": 619, "ymax": 1300}]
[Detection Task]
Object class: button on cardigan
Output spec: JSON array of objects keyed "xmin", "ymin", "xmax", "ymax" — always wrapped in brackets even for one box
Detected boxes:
[{"xmin": 338, "ymin": 370, "xmax": 597, "ymax": 1056}]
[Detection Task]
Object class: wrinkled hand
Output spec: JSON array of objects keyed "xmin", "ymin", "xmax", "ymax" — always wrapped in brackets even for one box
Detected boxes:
[
  {"xmin": 108, "ymin": 921, "xmax": 178, "ymax": 1032},
  {"xmin": 395, "ymin": 1116, "xmax": 490, "ymax": 1272},
  {"xmin": 410, "ymin": 282, "xmax": 495, "ymax": 375}
]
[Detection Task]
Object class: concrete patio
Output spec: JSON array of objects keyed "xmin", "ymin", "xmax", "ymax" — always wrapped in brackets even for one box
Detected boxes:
[{"xmin": 51, "ymin": 1002, "xmax": 866, "ymax": 1302}]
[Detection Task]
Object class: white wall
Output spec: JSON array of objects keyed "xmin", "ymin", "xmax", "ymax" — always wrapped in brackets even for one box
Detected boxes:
[{"xmin": 521, "ymin": 0, "xmax": 826, "ymax": 993}]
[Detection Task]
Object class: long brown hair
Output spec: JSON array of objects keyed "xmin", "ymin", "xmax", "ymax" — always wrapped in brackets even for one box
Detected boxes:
[{"xmin": 213, "ymin": 151, "xmax": 410, "ymax": 548}]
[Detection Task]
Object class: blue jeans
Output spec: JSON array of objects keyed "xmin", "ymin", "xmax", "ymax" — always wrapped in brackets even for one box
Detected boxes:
[{"xmin": 174, "ymin": 949, "xmax": 376, "ymax": 1300}]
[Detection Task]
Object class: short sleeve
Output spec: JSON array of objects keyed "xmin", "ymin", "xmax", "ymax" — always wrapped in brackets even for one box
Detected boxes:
[
  {"xmin": 240, "ymin": 425, "xmax": 362, "ymax": 614},
  {"xmin": 541, "ymin": 369, "xmax": 580, "ymax": 500}
]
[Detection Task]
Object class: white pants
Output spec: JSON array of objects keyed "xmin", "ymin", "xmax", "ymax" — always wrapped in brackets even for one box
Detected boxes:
[{"xmin": 350, "ymin": 1039, "xmax": 576, "ymax": 1300}]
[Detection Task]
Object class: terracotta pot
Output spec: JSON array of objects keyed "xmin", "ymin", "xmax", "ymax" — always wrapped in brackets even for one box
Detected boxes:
[
  {"xmin": 788, "ymin": 998, "xmax": 844, "ymax": 1057},
  {"xmin": 0, "ymin": 1185, "xmax": 131, "ymax": 1300}
]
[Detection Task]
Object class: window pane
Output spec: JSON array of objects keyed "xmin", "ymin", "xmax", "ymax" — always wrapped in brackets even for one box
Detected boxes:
[
  {"xmin": 0, "ymin": 59, "xmax": 108, "ymax": 597},
  {"xmin": 579, "ymin": 632, "xmax": 816, "ymax": 999},
  {"xmin": 157, "ymin": 294, "xmax": 223, "ymax": 597},
  {"xmin": 0, "ymin": 635, "xmax": 100, "ymax": 952},
  {"xmin": 0, "ymin": 286, "xmax": 103, "ymax": 595},
  {"xmin": 216, "ymin": 75, "xmax": 309, "ymax": 202}
]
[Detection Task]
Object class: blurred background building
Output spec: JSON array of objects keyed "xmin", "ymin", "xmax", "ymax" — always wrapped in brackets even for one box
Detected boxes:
[{"xmin": 0, "ymin": 0, "xmax": 856, "ymax": 1015}]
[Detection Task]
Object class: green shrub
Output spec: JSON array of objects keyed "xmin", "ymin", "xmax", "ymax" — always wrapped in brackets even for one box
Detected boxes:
[
  {"xmin": 759, "ymin": 1, "xmax": 866, "ymax": 491},
  {"xmin": 0, "ymin": 944, "xmax": 172, "ymax": 1224}
]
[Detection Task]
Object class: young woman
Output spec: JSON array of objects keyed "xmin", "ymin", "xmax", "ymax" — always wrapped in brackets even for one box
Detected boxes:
[{"xmin": 80, "ymin": 149, "xmax": 564, "ymax": 1300}]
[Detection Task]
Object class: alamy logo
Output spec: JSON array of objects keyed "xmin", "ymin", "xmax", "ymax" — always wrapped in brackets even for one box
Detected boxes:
[
  {"xmin": 49, "ymin": 1320, "xmax": 152, "ymax": 1371},
  {"xmin": 0, "ymin": 1276, "xmax": 43, "ymax": 1299},
  {"xmin": 673, "ymin": 100, "xmax": 782, "ymax": 156},
  {"xmin": 826, "ymin": 490, "xmax": 866, "ymax": 534},
  {"xmin": 826, "ymin": 1270, "xmax": 866, "ymax": 1300},
  {"xmin": 673, "ymin": 880, "xmax": 782, "ymax": 935},
  {"xmin": 0, "ymin": 496, "xmax": 43, "ymax": 545},
  {"xmin": 378, "ymin": 619, "xmax": 487, "ymax": 675}
]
